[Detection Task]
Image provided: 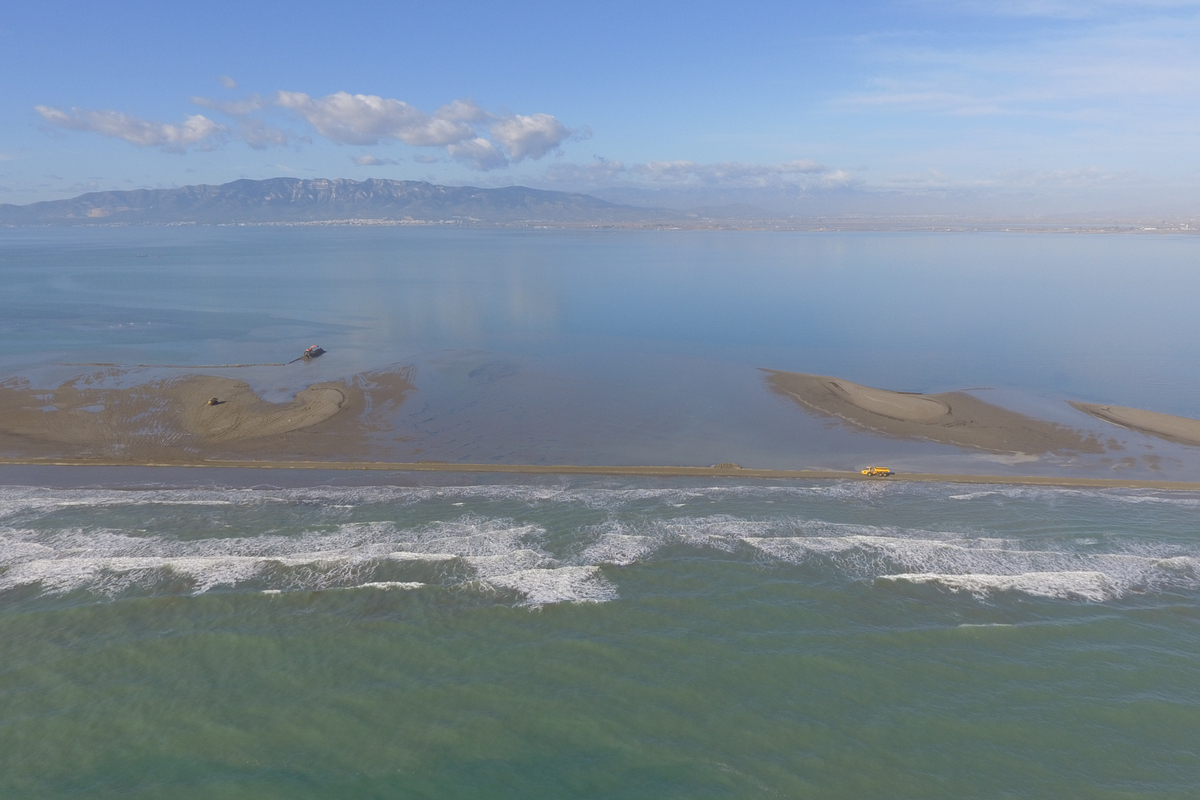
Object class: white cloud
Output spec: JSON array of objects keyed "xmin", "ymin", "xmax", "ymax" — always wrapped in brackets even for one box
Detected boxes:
[
  {"xmin": 435, "ymin": 99, "xmax": 489, "ymax": 124},
  {"xmin": 191, "ymin": 95, "xmax": 290, "ymax": 149},
  {"xmin": 993, "ymin": 166, "xmax": 1121, "ymax": 186},
  {"xmin": 271, "ymin": 92, "xmax": 576, "ymax": 168},
  {"xmin": 879, "ymin": 165, "xmax": 1130, "ymax": 192},
  {"xmin": 839, "ymin": 88, "xmax": 1005, "ymax": 116},
  {"xmin": 239, "ymin": 118, "xmax": 292, "ymax": 149},
  {"xmin": 413, "ymin": 154, "xmax": 439, "ymax": 164},
  {"xmin": 544, "ymin": 158, "xmax": 627, "ymax": 183},
  {"xmin": 632, "ymin": 159, "xmax": 829, "ymax": 186},
  {"xmin": 218, "ymin": 75, "xmax": 238, "ymax": 89},
  {"xmin": 839, "ymin": 13, "xmax": 1200, "ymax": 119},
  {"xmin": 352, "ymin": 154, "xmax": 400, "ymax": 166},
  {"xmin": 35, "ymin": 106, "xmax": 226, "ymax": 152},
  {"xmin": 545, "ymin": 158, "xmax": 841, "ymax": 190},
  {"xmin": 819, "ymin": 169, "xmax": 855, "ymax": 188},
  {"xmin": 274, "ymin": 91, "xmax": 476, "ymax": 146},
  {"xmin": 489, "ymin": 113, "xmax": 573, "ymax": 161},
  {"xmin": 36, "ymin": 89, "xmax": 576, "ymax": 171},
  {"xmin": 447, "ymin": 137, "xmax": 508, "ymax": 170},
  {"xmin": 884, "ymin": 168, "xmax": 957, "ymax": 186},
  {"xmin": 929, "ymin": 0, "xmax": 1200, "ymax": 18}
]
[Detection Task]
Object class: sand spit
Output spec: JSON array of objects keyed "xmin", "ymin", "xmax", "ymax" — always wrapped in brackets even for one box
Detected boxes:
[
  {"xmin": 0, "ymin": 368, "xmax": 414, "ymax": 462},
  {"xmin": 1070, "ymin": 402, "xmax": 1200, "ymax": 447},
  {"xmin": 1, "ymin": 457, "xmax": 1198, "ymax": 491},
  {"xmin": 765, "ymin": 370, "xmax": 1103, "ymax": 455}
]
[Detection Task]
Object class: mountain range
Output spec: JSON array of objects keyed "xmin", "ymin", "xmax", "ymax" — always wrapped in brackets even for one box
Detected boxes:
[{"xmin": 0, "ymin": 178, "xmax": 682, "ymax": 226}]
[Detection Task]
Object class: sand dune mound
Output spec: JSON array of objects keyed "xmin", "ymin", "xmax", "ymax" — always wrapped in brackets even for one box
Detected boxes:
[
  {"xmin": 765, "ymin": 370, "xmax": 1102, "ymax": 455},
  {"xmin": 824, "ymin": 378, "xmax": 951, "ymax": 422},
  {"xmin": 1070, "ymin": 402, "xmax": 1200, "ymax": 447},
  {"xmin": 176, "ymin": 376, "xmax": 346, "ymax": 441}
]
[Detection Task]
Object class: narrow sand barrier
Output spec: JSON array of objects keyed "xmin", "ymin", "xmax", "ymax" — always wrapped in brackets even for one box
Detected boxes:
[
  {"xmin": 765, "ymin": 370, "xmax": 1103, "ymax": 455},
  {"xmin": 1, "ymin": 458, "xmax": 1198, "ymax": 491},
  {"xmin": 1070, "ymin": 402, "xmax": 1200, "ymax": 447}
]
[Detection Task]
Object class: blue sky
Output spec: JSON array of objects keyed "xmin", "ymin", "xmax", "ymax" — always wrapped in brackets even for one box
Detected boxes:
[{"xmin": 2, "ymin": 0, "xmax": 1199, "ymax": 216}]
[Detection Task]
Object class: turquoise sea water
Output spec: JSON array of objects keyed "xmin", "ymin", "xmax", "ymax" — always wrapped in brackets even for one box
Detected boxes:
[
  {"xmin": 2, "ymin": 228, "xmax": 1200, "ymax": 797},
  {"xmin": 1, "ymin": 473, "xmax": 1198, "ymax": 798}
]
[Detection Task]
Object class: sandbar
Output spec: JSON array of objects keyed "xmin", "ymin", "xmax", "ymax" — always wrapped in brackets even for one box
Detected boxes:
[
  {"xmin": 0, "ymin": 457, "xmax": 1197, "ymax": 491},
  {"xmin": 0, "ymin": 368, "xmax": 414, "ymax": 463},
  {"xmin": 765, "ymin": 370, "xmax": 1103, "ymax": 455},
  {"xmin": 1070, "ymin": 402, "xmax": 1200, "ymax": 447}
]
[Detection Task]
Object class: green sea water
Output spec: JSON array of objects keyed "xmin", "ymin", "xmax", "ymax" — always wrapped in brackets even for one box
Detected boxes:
[
  {"xmin": 3, "ymin": 227, "xmax": 1200, "ymax": 797},
  {"xmin": 1, "ymin": 476, "xmax": 1198, "ymax": 798}
]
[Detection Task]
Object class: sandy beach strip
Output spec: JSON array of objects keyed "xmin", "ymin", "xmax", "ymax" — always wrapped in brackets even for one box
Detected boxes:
[
  {"xmin": 0, "ymin": 456, "xmax": 1197, "ymax": 491},
  {"xmin": 765, "ymin": 370, "xmax": 1103, "ymax": 455},
  {"xmin": 1070, "ymin": 402, "xmax": 1200, "ymax": 447}
]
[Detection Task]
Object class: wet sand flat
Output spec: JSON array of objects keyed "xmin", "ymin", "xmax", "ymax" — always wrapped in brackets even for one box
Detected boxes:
[
  {"xmin": 1070, "ymin": 402, "xmax": 1200, "ymax": 447},
  {"xmin": 765, "ymin": 370, "xmax": 1103, "ymax": 455},
  {"xmin": 0, "ymin": 368, "xmax": 414, "ymax": 463}
]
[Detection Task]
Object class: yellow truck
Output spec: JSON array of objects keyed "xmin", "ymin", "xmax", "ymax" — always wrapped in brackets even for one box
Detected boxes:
[{"xmin": 861, "ymin": 467, "xmax": 893, "ymax": 477}]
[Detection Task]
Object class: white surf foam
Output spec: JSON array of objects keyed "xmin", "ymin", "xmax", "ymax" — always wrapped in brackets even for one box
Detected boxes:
[
  {"xmin": 0, "ymin": 512, "xmax": 618, "ymax": 606},
  {"xmin": 5, "ymin": 480, "xmax": 1199, "ymax": 607},
  {"xmin": 946, "ymin": 485, "xmax": 1200, "ymax": 508},
  {"xmin": 879, "ymin": 571, "xmax": 1118, "ymax": 602},
  {"xmin": 463, "ymin": 549, "xmax": 556, "ymax": 578},
  {"xmin": 4, "ymin": 480, "xmax": 1200, "ymax": 526},
  {"xmin": 744, "ymin": 533, "xmax": 1199, "ymax": 600},
  {"xmin": 0, "ymin": 480, "xmax": 923, "ymax": 523},
  {"xmin": 384, "ymin": 551, "xmax": 457, "ymax": 562},
  {"xmin": 484, "ymin": 566, "xmax": 617, "ymax": 607},
  {"xmin": 579, "ymin": 531, "xmax": 657, "ymax": 566},
  {"xmin": 949, "ymin": 491, "xmax": 1003, "ymax": 501},
  {"xmin": 351, "ymin": 582, "xmax": 424, "ymax": 591}
]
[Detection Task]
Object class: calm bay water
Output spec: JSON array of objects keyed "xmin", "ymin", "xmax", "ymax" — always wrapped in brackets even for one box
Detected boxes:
[
  {"xmin": 1, "ymin": 228, "xmax": 1199, "ymax": 797},
  {"xmin": 4, "ymin": 226, "xmax": 1200, "ymax": 472}
]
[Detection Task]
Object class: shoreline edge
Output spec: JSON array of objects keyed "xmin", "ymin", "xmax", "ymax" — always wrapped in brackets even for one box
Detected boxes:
[{"xmin": 0, "ymin": 457, "xmax": 1196, "ymax": 491}]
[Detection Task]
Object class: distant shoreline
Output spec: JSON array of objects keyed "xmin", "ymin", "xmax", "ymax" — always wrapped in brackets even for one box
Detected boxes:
[
  {"xmin": 1, "ymin": 177, "xmax": 1194, "ymax": 233},
  {"xmin": 2, "ymin": 219, "xmax": 1195, "ymax": 234},
  {"xmin": 0, "ymin": 457, "xmax": 1197, "ymax": 491}
]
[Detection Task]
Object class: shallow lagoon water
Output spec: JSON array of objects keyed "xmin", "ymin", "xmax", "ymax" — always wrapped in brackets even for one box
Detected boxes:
[
  {"xmin": 4, "ymin": 226, "xmax": 1200, "ymax": 473},
  {"xmin": 2, "ymin": 228, "xmax": 1200, "ymax": 797}
]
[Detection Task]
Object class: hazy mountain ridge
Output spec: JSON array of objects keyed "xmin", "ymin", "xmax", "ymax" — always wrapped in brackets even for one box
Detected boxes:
[
  {"xmin": 2, "ymin": 178, "xmax": 1183, "ymax": 230},
  {"xmin": 0, "ymin": 178, "xmax": 681, "ymax": 225}
]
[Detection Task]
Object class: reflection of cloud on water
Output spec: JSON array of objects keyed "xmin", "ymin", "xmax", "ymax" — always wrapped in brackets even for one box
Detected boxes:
[{"xmin": 324, "ymin": 261, "xmax": 560, "ymax": 355}]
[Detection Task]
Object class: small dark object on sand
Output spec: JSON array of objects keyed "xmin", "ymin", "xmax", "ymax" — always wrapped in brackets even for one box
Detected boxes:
[{"xmin": 207, "ymin": 397, "xmax": 222, "ymax": 406}]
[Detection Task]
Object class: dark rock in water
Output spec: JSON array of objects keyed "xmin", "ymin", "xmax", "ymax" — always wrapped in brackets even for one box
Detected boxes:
[{"xmin": 303, "ymin": 346, "xmax": 326, "ymax": 359}]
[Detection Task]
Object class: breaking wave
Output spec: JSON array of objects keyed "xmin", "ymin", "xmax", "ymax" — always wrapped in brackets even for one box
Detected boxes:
[
  {"xmin": 0, "ymin": 515, "xmax": 619, "ymax": 608},
  {"xmin": 878, "ymin": 572, "xmax": 1119, "ymax": 602},
  {"xmin": 1, "ymin": 481, "xmax": 1198, "ymax": 606}
]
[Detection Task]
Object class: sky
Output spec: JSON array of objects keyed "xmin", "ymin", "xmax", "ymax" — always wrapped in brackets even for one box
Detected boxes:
[{"xmin": 2, "ymin": 0, "xmax": 1199, "ymax": 217}]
